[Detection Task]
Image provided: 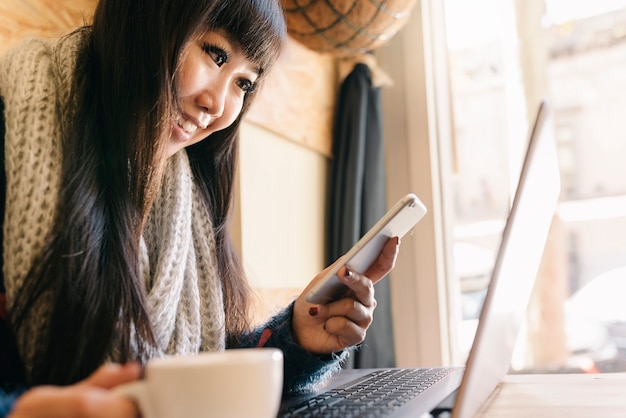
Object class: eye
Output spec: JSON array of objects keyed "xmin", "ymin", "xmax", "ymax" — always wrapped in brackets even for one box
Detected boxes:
[
  {"xmin": 202, "ymin": 44, "xmax": 228, "ymax": 67},
  {"xmin": 237, "ymin": 78, "xmax": 257, "ymax": 94}
]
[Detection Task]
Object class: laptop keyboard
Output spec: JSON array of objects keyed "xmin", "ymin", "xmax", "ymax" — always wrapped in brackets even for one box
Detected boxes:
[{"xmin": 279, "ymin": 367, "xmax": 454, "ymax": 418}]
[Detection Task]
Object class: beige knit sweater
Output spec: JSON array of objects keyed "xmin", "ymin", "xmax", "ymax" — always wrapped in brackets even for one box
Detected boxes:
[{"xmin": 0, "ymin": 33, "xmax": 226, "ymax": 371}]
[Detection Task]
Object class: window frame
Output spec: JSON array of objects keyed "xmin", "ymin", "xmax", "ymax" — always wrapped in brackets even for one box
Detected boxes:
[{"xmin": 377, "ymin": 0, "xmax": 460, "ymax": 367}]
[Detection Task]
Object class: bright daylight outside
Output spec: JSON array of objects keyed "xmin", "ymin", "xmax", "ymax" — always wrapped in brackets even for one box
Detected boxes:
[{"xmin": 444, "ymin": 0, "xmax": 626, "ymax": 374}]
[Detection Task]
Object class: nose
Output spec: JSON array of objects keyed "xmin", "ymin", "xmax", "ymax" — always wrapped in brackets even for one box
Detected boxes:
[{"xmin": 196, "ymin": 81, "xmax": 227, "ymax": 118}]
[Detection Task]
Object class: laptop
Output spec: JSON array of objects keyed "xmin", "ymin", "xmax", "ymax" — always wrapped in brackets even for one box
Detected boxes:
[{"xmin": 278, "ymin": 100, "xmax": 561, "ymax": 418}]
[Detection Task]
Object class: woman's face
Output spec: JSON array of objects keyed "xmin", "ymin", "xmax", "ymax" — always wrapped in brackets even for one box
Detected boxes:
[{"xmin": 168, "ymin": 30, "xmax": 260, "ymax": 157}]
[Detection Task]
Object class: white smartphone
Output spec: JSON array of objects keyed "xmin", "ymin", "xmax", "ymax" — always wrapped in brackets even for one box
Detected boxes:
[{"xmin": 305, "ymin": 193, "xmax": 427, "ymax": 304}]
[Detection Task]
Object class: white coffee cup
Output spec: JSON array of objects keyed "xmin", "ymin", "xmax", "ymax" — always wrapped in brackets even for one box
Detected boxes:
[{"xmin": 113, "ymin": 348, "xmax": 283, "ymax": 418}]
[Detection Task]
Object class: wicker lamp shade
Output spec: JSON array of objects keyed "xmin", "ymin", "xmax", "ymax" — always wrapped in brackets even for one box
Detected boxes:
[{"xmin": 281, "ymin": 0, "xmax": 417, "ymax": 57}]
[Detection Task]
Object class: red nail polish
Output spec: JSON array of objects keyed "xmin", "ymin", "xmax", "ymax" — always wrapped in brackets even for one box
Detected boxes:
[{"xmin": 309, "ymin": 306, "xmax": 319, "ymax": 316}]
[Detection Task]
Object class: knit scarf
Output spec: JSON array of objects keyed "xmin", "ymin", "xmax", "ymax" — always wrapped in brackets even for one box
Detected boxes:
[{"xmin": 0, "ymin": 34, "xmax": 226, "ymax": 371}]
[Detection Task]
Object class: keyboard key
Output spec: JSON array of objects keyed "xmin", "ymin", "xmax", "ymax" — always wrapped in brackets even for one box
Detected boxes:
[{"xmin": 279, "ymin": 368, "xmax": 454, "ymax": 417}]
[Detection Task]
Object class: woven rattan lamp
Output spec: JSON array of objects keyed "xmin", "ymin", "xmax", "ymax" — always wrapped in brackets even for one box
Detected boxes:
[{"xmin": 281, "ymin": 0, "xmax": 417, "ymax": 57}]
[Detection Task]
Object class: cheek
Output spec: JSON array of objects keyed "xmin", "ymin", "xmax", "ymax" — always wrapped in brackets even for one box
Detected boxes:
[
  {"xmin": 177, "ymin": 53, "xmax": 206, "ymax": 98},
  {"xmin": 217, "ymin": 95, "xmax": 245, "ymax": 128},
  {"xmin": 176, "ymin": 70, "xmax": 200, "ymax": 99}
]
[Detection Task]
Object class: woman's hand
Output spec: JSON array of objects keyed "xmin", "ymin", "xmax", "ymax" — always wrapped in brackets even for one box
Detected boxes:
[
  {"xmin": 8, "ymin": 363, "xmax": 141, "ymax": 418},
  {"xmin": 292, "ymin": 237, "xmax": 400, "ymax": 354}
]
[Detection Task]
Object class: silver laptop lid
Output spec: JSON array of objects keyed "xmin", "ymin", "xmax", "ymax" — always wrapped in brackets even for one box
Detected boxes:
[{"xmin": 452, "ymin": 101, "xmax": 561, "ymax": 418}]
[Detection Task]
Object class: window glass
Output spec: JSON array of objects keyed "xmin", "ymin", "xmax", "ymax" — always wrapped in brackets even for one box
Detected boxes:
[{"xmin": 444, "ymin": 0, "xmax": 626, "ymax": 373}]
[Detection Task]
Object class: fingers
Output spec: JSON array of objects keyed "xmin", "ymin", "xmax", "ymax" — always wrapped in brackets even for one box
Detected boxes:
[
  {"xmin": 310, "ymin": 301, "xmax": 370, "ymax": 348},
  {"xmin": 323, "ymin": 315, "xmax": 368, "ymax": 347},
  {"xmin": 292, "ymin": 236, "xmax": 401, "ymax": 354},
  {"xmin": 8, "ymin": 364, "xmax": 141, "ymax": 418},
  {"xmin": 80, "ymin": 363, "xmax": 142, "ymax": 390},
  {"xmin": 322, "ymin": 296, "xmax": 375, "ymax": 325},
  {"xmin": 311, "ymin": 271, "xmax": 377, "ymax": 348},
  {"xmin": 364, "ymin": 236, "xmax": 400, "ymax": 284},
  {"xmin": 333, "ymin": 268, "xmax": 376, "ymax": 308},
  {"xmin": 8, "ymin": 384, "xmax": 139, "ymax": 418}
]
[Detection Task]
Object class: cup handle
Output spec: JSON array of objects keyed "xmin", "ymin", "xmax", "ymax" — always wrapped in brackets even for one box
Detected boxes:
[{"xmin": 113, "ymin": 380, "xmax": 155, "ymax": 418}]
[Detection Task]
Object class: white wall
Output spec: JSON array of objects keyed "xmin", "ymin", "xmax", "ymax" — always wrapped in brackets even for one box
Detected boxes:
[{"xmin": 236, "ymin": 122, "xmax": 329, "ymax": 292}]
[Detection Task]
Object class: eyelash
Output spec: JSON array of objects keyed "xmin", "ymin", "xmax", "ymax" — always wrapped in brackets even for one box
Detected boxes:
[
  {"xmin": 202, "ymin": 43, "xmax": 256, "ymax": 94},
  {"xmin": 202, "ymin": 43, "xmax": 229, "ymax": 66},
  {"xmin": 238, "ymin": 79, "xmax": 256, "ymax": 94}
]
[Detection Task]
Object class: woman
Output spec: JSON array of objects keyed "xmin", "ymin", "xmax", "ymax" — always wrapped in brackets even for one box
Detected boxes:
[{"xmin": 0, "ymin": 0, "xmax": 400, "ymax": 416}]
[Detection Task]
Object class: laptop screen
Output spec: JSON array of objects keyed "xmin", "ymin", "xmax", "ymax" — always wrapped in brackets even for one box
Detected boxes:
[{"xmin": 452, "ymin": 101, "xmax": 561, "ymax": 418}]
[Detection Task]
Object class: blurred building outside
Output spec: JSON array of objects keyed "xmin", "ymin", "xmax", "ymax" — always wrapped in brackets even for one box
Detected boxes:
[{"xmin": 444, "ymin": 0, "xmax": 626, "ymax": 373}]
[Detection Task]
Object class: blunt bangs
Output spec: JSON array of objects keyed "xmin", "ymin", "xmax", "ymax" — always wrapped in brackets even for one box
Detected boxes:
[{"xmin": 208, "ymin": 0, "xmax": 286, "ymax": 78}]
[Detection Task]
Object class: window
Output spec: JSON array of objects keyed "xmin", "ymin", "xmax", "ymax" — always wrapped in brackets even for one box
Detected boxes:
[
  {"xmin": 378, "ymin": 0, "xmax": 626, "ymax": 373},
  {"xmin": 445, "ymin": 0, "xmax": 626, "ymax": 373}
]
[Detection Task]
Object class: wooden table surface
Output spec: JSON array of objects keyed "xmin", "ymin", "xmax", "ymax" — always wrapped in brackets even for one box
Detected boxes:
[{"xmin": 474, "ymin": 373, "xmax": 626, "ymax": 417}]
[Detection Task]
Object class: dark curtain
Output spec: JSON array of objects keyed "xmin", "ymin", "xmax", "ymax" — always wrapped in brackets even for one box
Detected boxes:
[{"xmin": 327, "ymin": 63, "xmax": 395, "ymax": 368}]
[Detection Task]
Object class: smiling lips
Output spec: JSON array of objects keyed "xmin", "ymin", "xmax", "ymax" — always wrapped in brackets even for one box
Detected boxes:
[{"xmin": 176, "ymin": 112, "xmax": 209, "ymax": 134}]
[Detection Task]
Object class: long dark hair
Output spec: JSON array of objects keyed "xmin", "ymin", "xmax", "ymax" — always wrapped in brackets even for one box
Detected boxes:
[{"xmin": 10, "ymin": 0, "xmax": 285, "ymax": 385}]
